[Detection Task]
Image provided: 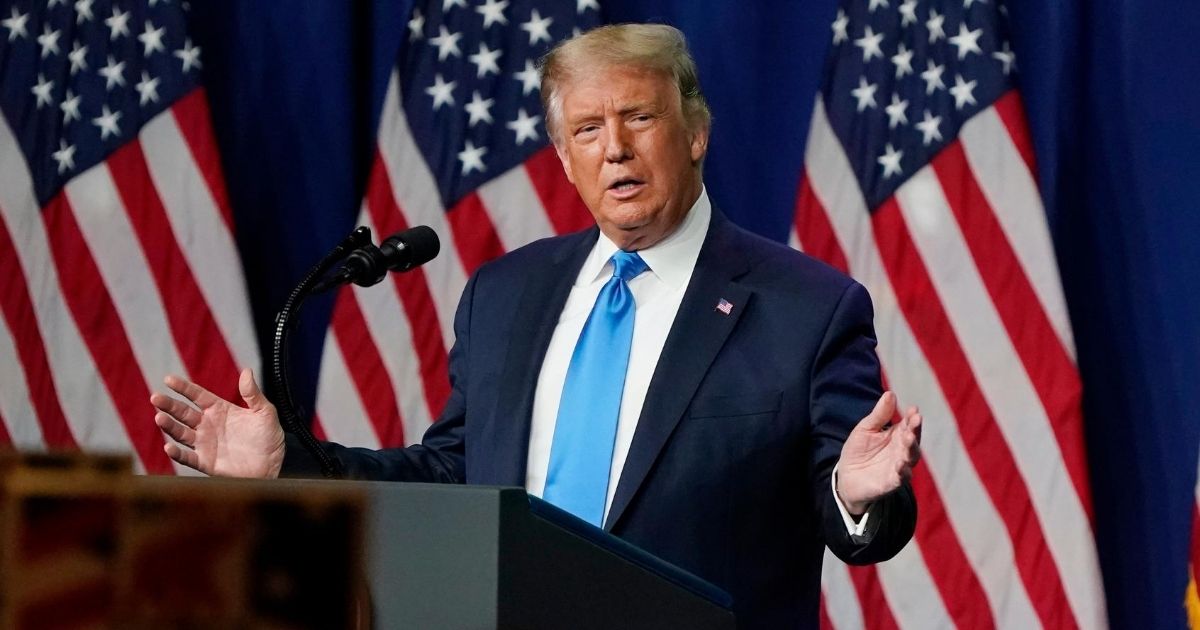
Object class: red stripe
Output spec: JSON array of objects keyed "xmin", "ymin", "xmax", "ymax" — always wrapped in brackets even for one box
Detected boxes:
[
  {"xmin": 106, "ymin": 141, "xmax": 242, "ymax": 405},
  {"xmin": 794, "ymin": 171, "xmax": 850, "ymax": 274},
  {"xmin": 871, "ymin": 199, "xmax": 1078, "ymax": 630},
  {"xmin": 311, "ymin": 413, "xmax": 329, "ymax": 441},
  {"xmin": 0, "ymin": 212, "xmax": 77, "ymax": 448},
  {"xmin": 1191, "ymin": 501, "xmax": 1200, "ymax": 588},
  {"xmin": 991, "ymin": 90, "xmax": 1038, "ymax": 175},
  {"xmin": 0, "ymin": 409, "xmax": 11, "ymax": 446},
  {"xmin": 330, "ymin": 289, "xmax": 407, "ymax": 447},
  {"xmin": 169, "ymin": 88, "xmax": 236, "ymax": 231},
  {"xmin": 524, "ymin": 146, "xmax": 594, "ymax": 235},
  {"xmin": 931, "ymin": 140, "xmax": 1093, "ymax": 520},
  {"xmin": 847, "ymin": 565, "xmax": 899, "ymax": 630},
  {"xmin": 446, "ymin": 192, "xmax": 505, "ymax": 276},
  {"xmin": 818, "ymin": 596, "xmax": 835, "ymax": 630},
  {"xmin": 365, "ymin": 151, "xmax": 451, "ymax": 418},
  {"xmin": 42, "ymin": 194, "xmax": 174, "ymax": 474}
]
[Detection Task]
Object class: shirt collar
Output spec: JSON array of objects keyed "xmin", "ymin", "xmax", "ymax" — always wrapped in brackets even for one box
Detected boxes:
[{"xmin": 578, "ymin": 187, "xmax": 712, "ymax": 288}]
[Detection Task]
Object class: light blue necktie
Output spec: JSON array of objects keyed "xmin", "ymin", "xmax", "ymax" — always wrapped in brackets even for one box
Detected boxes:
[{"xmin": 543, "ymin": 250, "xmax": 649, "ymax": 526}]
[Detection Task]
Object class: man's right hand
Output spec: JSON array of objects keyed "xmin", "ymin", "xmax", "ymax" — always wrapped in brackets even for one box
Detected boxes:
[{"xmin": 150, "ymin": 368, "xmax": 286, "ymax": 479}]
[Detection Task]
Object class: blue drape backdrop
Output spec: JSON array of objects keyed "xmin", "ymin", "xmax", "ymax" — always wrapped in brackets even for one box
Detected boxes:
[{"xmin": 186, "ymin": 2, "xmax": 1200, "ymax": 627}]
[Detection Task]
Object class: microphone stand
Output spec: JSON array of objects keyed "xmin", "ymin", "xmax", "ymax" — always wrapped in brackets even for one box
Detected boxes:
[{"xmin": 271, "ymin": 226, "xmax": 374, "ymax": 479}]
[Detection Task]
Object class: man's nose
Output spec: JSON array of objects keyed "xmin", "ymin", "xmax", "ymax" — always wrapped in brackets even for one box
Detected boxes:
[{"xmin": 603, "ymin": 123, "xmax": 633, "ymax": 163}]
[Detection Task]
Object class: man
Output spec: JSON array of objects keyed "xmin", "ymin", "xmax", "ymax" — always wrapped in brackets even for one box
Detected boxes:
[{"xmin": 151, "ymin": 24, "xmax": 921, "ymax": 628}]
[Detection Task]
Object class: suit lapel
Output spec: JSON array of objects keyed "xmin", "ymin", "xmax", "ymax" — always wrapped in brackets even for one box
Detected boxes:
[
  {"xmin": 490, "ymin": 229, "xmax": 597, "ymax": 486},
  {"xmin": 605, "ymin": 213, "xmax": 753, "ymax": 530}
]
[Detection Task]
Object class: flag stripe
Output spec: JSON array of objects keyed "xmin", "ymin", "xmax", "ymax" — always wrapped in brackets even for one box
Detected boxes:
[
  {"xmin": 822, "ymin": 549, "xmax": 867, "ymax": 630},
  {"xmin": 523, "ymin": 145, "xmax": 594, "ymax": 235},
  {"xmin": 331, "ymin": 290, "xmax": 407, "ymax": 447},
  {"xmin": 989, "ymin": 91, "xmax": 1037, "ymax": 177},
  {"xmin": 0, "ymin": 408, "xmax": 11, "ymax": 447},
  {"xmin": 106, "ymin": 141, "xmax": 241, "ymax": 404},
  {"xmin": 314, "ymin": 340, "xmax": 382, "ymax": 450},
  {"xmin": 875, "ymin": 542, "xmax": 956, "ymax": 630},
  {"xmin": 445, "ymin": 192, "xmax": 506, "ymax": 276},
  {"xmin": 796, "ymin": 173, "xmax": 850, "ymax": 274},
  {"xmin": 848, "ymin": 566, "xmax": 899, "ymax": 630},
  {"xmin": 0, "ymin": 212, "xmax": 75, "ymax": 448},
  {"xmin": 477, "ymin": 163, "xmax": 557, "ymax": 249},
  {"xmin": 930, "ymin": 140, "xmax": 1092, "ymax": 517},
  {"xmin": 41, "ymin": 195, "xmax": 172, "ymax": 473},
  {"xmin": 168, "ymin": 89, "xmax": 236, "ymax": 231},
  {"xmin": 0, "ymin": 308, "xmax": 45, "ymax": 448}
]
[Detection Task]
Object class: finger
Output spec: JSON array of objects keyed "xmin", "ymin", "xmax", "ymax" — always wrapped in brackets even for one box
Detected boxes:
[
  {"xmin": 164, "ymin": 374, "xmax": 220, "ymax": 409},
  {"xmin": 238, "ymin": 368, "xmax": 271, "ymax": 412},
  {"xmin": 155, "ymin": 411, "xmax": 197, "ymax": 447},
  {"xmin": 164, "ymin": 441, "xmax": 201, "ymax": 472},
  {"xmin": 858, "ymin": 391, "xmax": 897, "ymax": 432},
  {"xmin": 150, "ymin": 392, "xmax": 201, "ymax": 428}
]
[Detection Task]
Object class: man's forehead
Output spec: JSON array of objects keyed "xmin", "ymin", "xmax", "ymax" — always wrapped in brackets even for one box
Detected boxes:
[{"xmin": 558, "ymin": 65, "xmax": 676, "ymax": 110}]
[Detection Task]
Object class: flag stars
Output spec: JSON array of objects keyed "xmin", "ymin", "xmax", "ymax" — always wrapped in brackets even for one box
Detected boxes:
[
  {"xmin": 851, "ymin": 77, "xmax": 878, "ymax": 112},
  {"xmin": 75, "ymin": 0, "xmax": 94, "ymax": 24},
  {"xmin": 468, "ymin": 42, "xmax": 502, "ymax": 78},
  {"xmin": 577, "ymin": 0, "xmax": 600, "ymax": 12},
  {"xmin": 885, "ymin": 94, "xmax": 909, "ymax": 128},
  {"xmin": 442, "ymin": 0, "xmax": 467, "ymax": 11},
  {"xmin": 921, "ymin": 60, "xmax": 945, "ymax": 94},
  {"xmin": 407, "ymin": 9, "xmax": 425, "ymax": 40},
  {"xmin": 105, "ymin": 7, "xmax": 131, "ymax": 40},
  {"xmin": 136, "ymin": 71, "xmax": 161, "ymax": 105},
  {"xmin": 457, "ymin": 140, "xmax": 487, "ymax": 175},
  {"xmin": 899, "ymin": 0, "xmax": 918, "ymax": 27},
  {"xmin": 68, "ymin": 41, "xmax": 88, "ymax": 74},
  {"xmin": 948, "ymin": 23, "xmax": 983, "ymax": 59},
  {"xmin": 916, "ymin": 109, "xmax": 943, "ymax": 145},
  {"xmin": 854, "ymin": 26, "xmax": 885, "ymax": 62},
  {"xmin": 831, "ymin": 9, "xmax": 849, "ymax": 45},
  {"xmin": 60, "ymin": 89, "xmax": 81, "ymax": 124},
  {"xmin": 927, "ymin": 9, "xmax": 946, "ymax": 43},
  {"xmin": 139, "ymin": 21, "xmax": 166, "ymax": 56},
  {"xmin": 464, "ymin": 91, "xmax": 494, "ymax": 126},
  {"xmin": 476, "ymin": 0, "xmax": 509, "ymax": 29},
  {"xmin": 31, "ymin": 74, "xmax": 55, "ymax": 108},
  {"xmin": 3, "ymin": 7, "xmax": 29, "ymax": 41},
  {"xmin": 430, "ymin": 25, "xmax": 463, "ymax": 61},
  {"xmin": 868, "ymin": 0, "xmax": 889, "ymax": 12},
  {"xmin": 425, "ymin": 73, "xmax": 457, "ymax": 110},
  {"xmin": 99, "ymin": 55, "xmax": 126, "ymax": 90},
  {"xmin": 521, "ymin": 9, "xmax": 554, "ymax": 45},
  {"xmin": 52, "ymin": 139, "xmax": 76, "ymax": 174},
  {"xmin": 92, "ymin": 105, "xmax": 122, "ymax": 140},
  {"xmin": 994, "ymin": 41, "xmax": 1016, "ymax": 75},
  {"xmin": 507, "ymin": 108, "xmax": 541, "ymax": 144},
  {"xmin": 175, "ymin": 38, "xmax": 202, "ymax": 72},
  {"xmin": 877, "ymin": 143, "xmax": 903, "ymax": 178},
  {"xmin": 891, "ymin": 43, "xmax": 914, "ymax": 78},
  {"xmin": 37, "ymin": 24, "xmax": 61, "ymax": 58},
  {"xmin": 950, "ymin": 74, "xmax": 978, "ymax": 109},
  {"xmin": 514, "ymin": 59, "xmax": 540, "ymax": 96}
]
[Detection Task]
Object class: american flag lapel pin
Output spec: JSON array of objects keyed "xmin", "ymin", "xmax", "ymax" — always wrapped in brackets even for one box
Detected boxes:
[{"xmin": 715, "ymin": 298, "xmax": 733, "ymax": 315}]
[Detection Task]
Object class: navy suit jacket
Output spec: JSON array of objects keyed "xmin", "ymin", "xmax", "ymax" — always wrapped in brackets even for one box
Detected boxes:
[{"xmin": 285, "ymin": 210, "xmax": 916, "ymax": 628}]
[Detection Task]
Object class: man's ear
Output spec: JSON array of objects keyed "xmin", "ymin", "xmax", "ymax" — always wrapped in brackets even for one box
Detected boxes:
[
  {"xmin": 689, "ymin": 123, "xmax": 710, "ymax": 164},
  {"xmin": 554, "ymin": 141, "xmax": 576, "ymax": 184}
]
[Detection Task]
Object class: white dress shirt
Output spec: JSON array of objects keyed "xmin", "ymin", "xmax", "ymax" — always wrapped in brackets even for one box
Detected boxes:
[{"xmin": 524, "ymin": 188, "xmax": 870, "ymax": 534}]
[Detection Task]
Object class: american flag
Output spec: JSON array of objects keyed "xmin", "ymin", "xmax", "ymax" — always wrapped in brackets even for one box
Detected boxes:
[
  {"xmin": 0, "ymin": 0, "xmax": 257, "ymax": 473},
  {"xmin": 311, "ymin": 0, "xmax": 597, "ymax": 448},
  {"xmin": 794, "ymin": 0, "xmax": 1107, "ymax": 628}
]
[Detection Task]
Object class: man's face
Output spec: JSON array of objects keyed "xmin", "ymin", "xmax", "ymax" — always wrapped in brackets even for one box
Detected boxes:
[{"xmin": 553, "ymin": 65, "xmax": 709, "ymax": 251}]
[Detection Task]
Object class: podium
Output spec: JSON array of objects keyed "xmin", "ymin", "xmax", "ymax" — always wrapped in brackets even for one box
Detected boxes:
[{"xmin": 299, "ymin": 479, "xmax": 735, "ymax": 629}]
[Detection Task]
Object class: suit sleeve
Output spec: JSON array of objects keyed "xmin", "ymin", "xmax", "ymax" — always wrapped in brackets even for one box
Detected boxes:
[
  {"xmin": 808, "ymin": 280, "xmax": 916, "ymax": 564},
  {"xmin": 279, "ymin": 271, "xmax": 479, "ymax": 483}
]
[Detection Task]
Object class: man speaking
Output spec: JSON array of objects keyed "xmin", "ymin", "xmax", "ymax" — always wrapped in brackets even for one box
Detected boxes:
[{"xmin": 151, "ymin": 24, "xmax": 921, "ymax": 628}]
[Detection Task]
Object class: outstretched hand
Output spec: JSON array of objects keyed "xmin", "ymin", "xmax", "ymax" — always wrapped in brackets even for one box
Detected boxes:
[
  {"xmin": 150, "ymin": 368, "xmax": 286, "ymax": 479},
  {"xmin": 835, "ymin": 391, "xmax": 922, "ymax": 515}
]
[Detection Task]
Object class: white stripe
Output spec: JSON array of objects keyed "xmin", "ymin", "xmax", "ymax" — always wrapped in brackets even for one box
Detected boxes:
[
  {"xmin": 0, "ymin": 314, "xmax": 47, "ymax": 449},
  {"xmin": 376, "ymin": 71, "xmax": 467, "ymax": 346},
  {"xmin": 0, "ymin": 116, "xmax": 134, "ymax": 459},
  {"xmin": 789, "ymin": 223, "xmax": 804, "ymax": 251},
  {"xmin": 821, "ymin": 551, "xmax": 865, "ymax": 630},
  {"xmin": 357, "ymin": 208, "xmax": 436, "ymax": 441},
  {"xmin": 140, "ymin": 108, "xmax": 261, "ymax": 372},
  {"xmin": 959, "ymin": 106, "xmax": 1076, "ymax": 360},
  {"xmin": 65, "ymin": 166, "xmax": 188, "ymax": 390},
  {"xmin": 805, "ymin": 99, "xmax": 1044, "ymax": 629},
  {"xmin": 894, "ymin": 166, "xmax": 1105, "ymax": 629},
  {"xmin": 476, "ymin": 164, "xmax": 556, "ymax": 251},
  {"xmin": 314, "ymin": 335, "xmax": 381, "ymax": 450},
  {"xmin": 876, "ymin": 542, "xmax": 955, "ymax": 629}
]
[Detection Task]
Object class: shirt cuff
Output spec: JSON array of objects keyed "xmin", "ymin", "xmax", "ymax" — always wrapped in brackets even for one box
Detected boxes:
[{"xmin": 832, "ymin": 464, "xmax": 872, "ymax": 538}]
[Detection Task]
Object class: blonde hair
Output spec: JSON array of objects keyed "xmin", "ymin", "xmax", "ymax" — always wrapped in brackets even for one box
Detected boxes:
[{"xmin": 538, "ymin": 23, "xmax": 712, "ymax": 144}]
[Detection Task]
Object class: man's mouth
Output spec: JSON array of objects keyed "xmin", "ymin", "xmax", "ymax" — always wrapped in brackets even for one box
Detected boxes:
[{"xmin": 607, "ymin": 178, "xmax": 645, "ymax": 197}]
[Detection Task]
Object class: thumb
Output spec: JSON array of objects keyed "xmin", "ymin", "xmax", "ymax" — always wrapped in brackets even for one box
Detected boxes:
[
  {"xmin": 858, "ymin": 391, "xmax": 897, "ymax": 432},
  {"xmin": 239, "ymin": 368, "xmax": 270, "ymax": 411}
]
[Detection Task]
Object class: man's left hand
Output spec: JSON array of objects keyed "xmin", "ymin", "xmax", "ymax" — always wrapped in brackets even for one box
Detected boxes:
[{"xmin": 835, "ymin": 391, "xmax": 922, "ymax": 516}]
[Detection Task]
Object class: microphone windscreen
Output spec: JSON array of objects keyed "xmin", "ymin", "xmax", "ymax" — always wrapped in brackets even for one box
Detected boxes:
[{"xmin": 394, "ymin": 225, "xmax": 440, "ymax": 267}]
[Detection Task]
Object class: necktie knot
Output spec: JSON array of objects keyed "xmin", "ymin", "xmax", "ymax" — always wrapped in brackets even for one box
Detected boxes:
[{"xmin": 611, "ymin": 250, "xmax": 648, "ymax": 283}]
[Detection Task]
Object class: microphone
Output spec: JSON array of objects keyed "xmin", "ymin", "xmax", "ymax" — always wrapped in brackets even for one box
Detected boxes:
[{"xmin": 313, "ymin": 226, "xmax": 440, "ymax": 293}]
